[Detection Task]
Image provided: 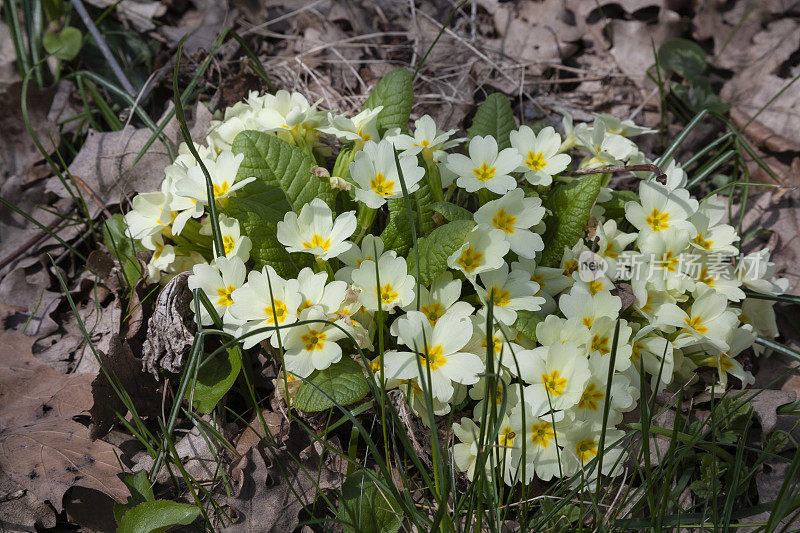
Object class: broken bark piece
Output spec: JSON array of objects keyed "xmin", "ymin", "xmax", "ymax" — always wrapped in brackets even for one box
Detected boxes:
[{"xmin": 142, "ymin": 272, "xmax": 197, "ymax": 377}]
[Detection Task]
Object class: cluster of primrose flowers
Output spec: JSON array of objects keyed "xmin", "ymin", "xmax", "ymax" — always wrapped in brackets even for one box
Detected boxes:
[{"xmin": 124, "ymin": 86, "xmax": 789, "ymax": 486}]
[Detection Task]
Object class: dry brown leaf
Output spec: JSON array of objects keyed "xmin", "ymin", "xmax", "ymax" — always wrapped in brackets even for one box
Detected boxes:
[
  {"xmin": 160, "ymin": 0, "xmax": 229, "ymax": 52},
  {"xmin": 723, "ymin": 75, "xmax": 800, "ymax": 155},
  {"xmin": 756, "ymin": 456, "xmax": 800, "ymax": 518},
  {"xmin": 476, "ymin": 0, "xmax": 582, "ymax": 75},
  {"xmin": 0, "ymin": 177, "xmax": 73, "ymax": 274},
  {"xmin": 0, "ymin": 267, "xmax": 61, "ymax": 338},
  {"xmin": 694, "ymin": 0, "xmax": 800, "ymax": 71},
  {"xmin": 607, "ymin": 8, "xmax": 687, "ymax": 85},
  {"xmin": 0, "ymin": 468, "xmax": 56, "ymax": 531},
  {"xmin": 83, "ymin": 0, "xmax": 166, "ymax": 32},
  {"xmin": 221, "ymin": 445, "xmax": 343, "ymax": 532},
  {"xmin": 0, "ymin": 327, "xmax": 127, "ymax": 510},
  {"xmin": 750, "ymin": 390, "xmax": 797, "ymax": 435},
  {"xmin": 46, "ymin": 107, "xmax": 181, "ymax": 218},
  {"xmin": 133, "ymin": 417, "xmax": 228, "ymax": 484},
  {"xmin": 90, "ymin": 334, "xmax": 160, "ymax": 439},
  {"xmin": 737, "ymin": 191, "xmax": 800, "ymax": 294},
  {"xmin": 0, "ymin": 82, "xmax": 60, "ymax": 180}
]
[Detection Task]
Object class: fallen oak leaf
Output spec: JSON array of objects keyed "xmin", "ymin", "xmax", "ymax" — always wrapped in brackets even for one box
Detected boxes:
[
  {"xmin": 0, "ymin": 458, "xmax": 57, "ymax": 530},
  {"xmin": 0, "ymin": 419, "xmax": 129, "ymax": 512},
  {"xmin": 0, "ymin": 326, "xmax": 128, "ymax": 511}
]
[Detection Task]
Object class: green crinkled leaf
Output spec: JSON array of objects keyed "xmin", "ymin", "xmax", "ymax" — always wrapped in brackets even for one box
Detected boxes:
[
  {"xmin": 363, "ymin": 68, "xmax": 413, "ymax": 134},
  {"xmin": 466, "ymin": 93, "xmax": 516, "ymax": 150},
  {"xmin": 103, "ymin": 214, "xmax": 144, "ymax": 287},
  {"xmin": 339, "ymin": 470, "xmax": 402, "ymax": 533},
  {"xmin": 294, "ymin": 358, "xmax": 370, "ymax": 413},
  {"xmin": 431, "ymin": 201, "xmax": 473, "ymax": 222},
  {"xmin": 600, "ymin": 189, "xmax": 639, "ymax": 221},
  {"xmin": 380, "ymin": 198, "xmax": 415, "ymax": 256},
  {"xmin": 232, "ymin": 130, "xmax": 335, "ymax": 212},
  {"xmin": 408, "ymin": 220, "xmax": 476, "ymax": 286},
  {"xmin": 117, "ymin": 500, "xmax": 200, "ymax": 533},
  {"xmin": 104, "ymin": 214, "xmax": 143, "ymax": 264},
  {"xmin": 223, "ymin": 180, "xmax": 313, "ymax": 277},
  {"xmin": 113, "ymin": 471, "xmax": 154, "ymax": 524},
  {"xmin": 657, "ymin": 38, "xmax": 707, "ymax": 81},
  {"xmin": 43, "ymin": 26, "xmax": 82, "ymax": 61},
  {"xmin": 188, "ymin": 347, "xmax": 242, "ymax": 413},
  {"xmin": 513, "ymin": 310, "xmax": 544, "ymax": 344},
  {"xmin": 380, "ymin": 178, "xmax": 440, "ymax": 256},
  {"xmin": 539, "ymin": 174, "xmax": 603, "ymax": 267}
]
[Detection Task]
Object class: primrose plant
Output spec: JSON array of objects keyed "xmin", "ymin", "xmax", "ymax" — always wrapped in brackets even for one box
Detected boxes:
[{"xmin": 125, "ymin": 68, "xmax": 789, "ymax": 487}]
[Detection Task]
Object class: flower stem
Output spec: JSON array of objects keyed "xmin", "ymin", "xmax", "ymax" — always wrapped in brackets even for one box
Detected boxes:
[
  {"xmin": 353, "ymin": 204, "xmax": 377, "ymax": 245},
  {"xmin": 314, "ymin": 257, "xmax": 334, "ymax": 279}
]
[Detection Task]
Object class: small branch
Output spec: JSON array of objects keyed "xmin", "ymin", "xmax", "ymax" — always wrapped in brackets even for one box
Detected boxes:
[
  {"xmin": 71, "ymin": 175, "xmax": 114, "ymax": 219},
  {"xmin": 70, "ymin": 0, "xmax": 137, "ymax": 97},
  {"xmin": 0, "ymin": 208, "xmax": 75, "ymax": 271}
]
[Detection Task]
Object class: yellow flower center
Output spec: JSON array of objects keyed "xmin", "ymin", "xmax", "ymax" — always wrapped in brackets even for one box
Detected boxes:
[
  {"xmin": 693, "ymin": 232, "xmax": 713, "ymax": 250},
  {"xmin": 223, "ymin": 235, "xmax": 235, "ymax": 256},
  {"xmin": 645, "ymin": 208, "xmax": 669, "ymax": 232},
  {"xmin": 213, "ymin": 181, "xmax": 230, "ymax": 198},
  {"xmin": 420, "ymin": 302, "xmax": 444, "ymax": 325},
  {"xmin": 154, "ymin": 241, "xmax": 164, "ymax": 260},
  {"xmin": 264, "ymin": 299, "xmax": 288, "ymax": 324},
  {"xmin": 576, "ymin": 438, "xmax": 598, "ymax": 463},
  {"xmin": 531, "ymin": 421, "xmax": 554, "ymax": 448},
  {"xmin": 563, "ymin": 260, "xmax": 578, "ymax": 276},
  {"xmin": 588, "ymin": 280, "xmax": 604, "ymax": 295},
  {"xmin": 684, "ymin": 315, "xmax": 708, "ymax": 335},
  {"xmin": 578, "ymin": 382, "xmax": 605, "ymax": 411},
  {"xmin": 542, "ymin": 370, "xmax": 567, "ymax": 396},
  {"xmin": 661, "ymin": 251, "xmax": 679, "ymax": 272},
  {"xmin": 499, "ymin": 426, "xmax": 516, "ymax": 447},
  {"xmin": 481, "ymin": 335, "xmax": 503, "ymax": 355},
  {"xmin": 418, "ymin": 139, "xmax": 430, "ymax": 147},
  {"xmin": 377, "ymin": 283, "xmax": 399, "ymax": 305},
  {"xmin": 419, "ymin": 344, "xmax": 447, "ymax": 370},
  {"xmin": 370, "ymin": 172, "xmax": 395, "ymax": 197},
  {"xmin": 604, "ymin": 242, "xmax": 618, "ymax": 259},
  {"xmin": 492, "ymin": 385, "xmax": 504, "ymax": 404},
  {"xmin": 303, "ymin": 234, "xmax": 331, "ymax": 252},
  {"xmin": 457, "ymin": 246, "xmax": 484, "ymax": 273},
  {"xmin": 591, "ymin": 334, "xmax": 610, "ymax": 354},
  {"xmin": 640, "ymin": 294, "xmax": 653, "ymax": 314},
  {"xmin": 582, "ymin": 316, "xmax": 595, "ymax": 328},
  {"xmin": 491, "ymin": 208, "xmax": 517, "ymax": 234},
  {"xmin": 716, "ymin": 352, "xmax": 734, "ymax": 373},
  {"xmin": 301, "ymin": 329, "xmax": 326, "ymax": 351},
  {"xmin": 631, "ymin": 342, "xmax": 643, "ymax": 362},
  {"xmin": 525, "ymin": 151, "xmax": 546, "ymax": 171},
  {"xmin": 358, "ymin": 128, "xmax": 371, "ymax": 142},
  {"xmin": 698, "ymin": 268, "xmax": 715, "ymax": 286},
  {"xmin": 216, "ymin": 285, "xmax": 236, "ymax": 306},
  {"xmin": 490, "ymin": 287, "xmax": 511, "ymax": 307},
  {"xmin": 297, "ymin": 299, "xmax": 314, "ymax": 313},
  {"xmin": 473, "ymin": 162, "xmax": 497, "ymax": 182}
]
